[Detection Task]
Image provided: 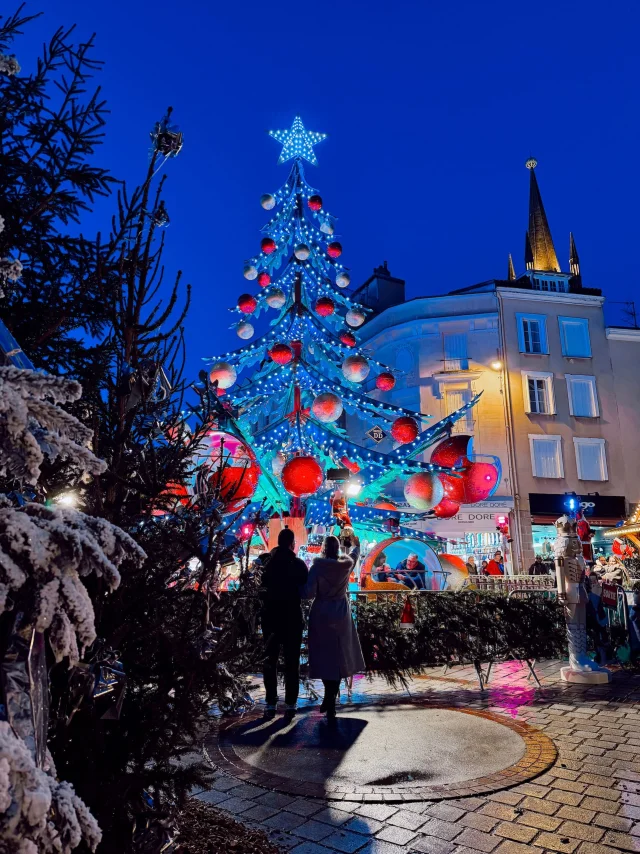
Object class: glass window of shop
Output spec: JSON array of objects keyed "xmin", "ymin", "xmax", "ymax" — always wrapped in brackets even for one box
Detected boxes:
[{"xmin": 531, "ymin": 523, "xmax": 613, "ymax": 561}]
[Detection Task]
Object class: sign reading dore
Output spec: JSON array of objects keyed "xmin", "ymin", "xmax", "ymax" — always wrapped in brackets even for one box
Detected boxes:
[
  {"xmin": 366, "ymin": 425, "xmax": 387, "ymax": 444},
  {"xmin": 601, "ymin": 582, "xmax": 619, "ymax": 610}
]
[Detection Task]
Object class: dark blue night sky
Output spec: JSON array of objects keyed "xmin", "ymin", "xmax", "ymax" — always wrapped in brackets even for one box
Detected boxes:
[{"xmin": 15, "ymin": 1, "xmax": 640, "ymax": 380}]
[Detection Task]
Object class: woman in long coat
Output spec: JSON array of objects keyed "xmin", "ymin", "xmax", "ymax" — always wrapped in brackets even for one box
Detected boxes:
[{"xmin": 304, "ymin": 535, "xmax": 365, "ymax": 718}]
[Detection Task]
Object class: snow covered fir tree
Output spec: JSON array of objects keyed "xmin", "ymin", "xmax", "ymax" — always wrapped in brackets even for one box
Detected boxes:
[{"xmin": 203, "ymin": 116, "xmax": 501, "ymax": 544}]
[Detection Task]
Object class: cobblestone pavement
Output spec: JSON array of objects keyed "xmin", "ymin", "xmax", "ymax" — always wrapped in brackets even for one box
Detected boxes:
[{"xmin": 196, "ymin": 660, "xmax": 640, "ymax": 854}]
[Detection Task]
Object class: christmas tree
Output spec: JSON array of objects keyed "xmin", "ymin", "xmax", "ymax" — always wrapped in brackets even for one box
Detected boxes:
[{"xmin": 205, "ymin": 117, "xmax": 500, "ymax": 533}]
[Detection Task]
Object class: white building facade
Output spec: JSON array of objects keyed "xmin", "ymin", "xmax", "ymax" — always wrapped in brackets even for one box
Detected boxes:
[{"xmin": 355, "ymin": 163, "xmax": 640, "ymax": 572}]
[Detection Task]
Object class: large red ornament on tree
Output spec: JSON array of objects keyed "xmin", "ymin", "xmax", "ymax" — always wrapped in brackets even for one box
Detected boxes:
[
  {"xmin": 209, "ymin": 361, "xmax": 237, "ymax": 389},
  {"xmin": 432, "ymin": 498, "xmax": 461, "ymax": 519},
  {"xmin": 261, "ymin": 237, "xmax": 277, "ymax": 254},
  {"xmin": 257, "ymin": 271, "xmax": 271, "ymax": 287},
  {"xmin": 308, "ymin": 194, "xmax": 323, "ymax": 211},
  {"xmin": 339, "ymin": 330, "xmax": 356, "ymax": 348},
  {"xmin": 327, "ymin": 241, "xmax": 342, "ymax": 258},
  {"xmin": 269, "ymin": 343, "xmax": 293, "ymax": 365},
  {"xmin": 461, "ymin": 462, "xmax": 499, "ymax": 503},
  {"xmin": 342, "ymin": 354, "xmax": 369, "ymax": 382},
  {"xmin": 376, "ymin": 372, "xmax": 396, "ymax": 391},
  {"xmin": 391, "ymin": 416, "xmax": 419, "ymax": 444},
  {"xmin": 281, "ymin": 455, "xmax": 324, "ymax": 496},
  {"xmin": 238, "ymin": 293, "xmax": 257, "ymax": 314},
  {"xmin": 315, "ymin": 297, "xmax": 335, "ymax": 317},
  {"xmin": 438, "ymin": 473, "xmax": 466, "ymax": 503},
  {"xmin": 202, "ymin": 431, "xmax": 260, "ymax": 512},
  {"xmin": 404, "ymin": 472, "xmax": 444, "ymax": 511},
  {"xmin": 151, "ymin": 482, "xmax": 190, "ymax": 517},
  {"xmin": 311, "ymin": 392, "xmax": 343, "ymax": 423},
  {"xmin": 430, "ymin": 435, "xmax": 472, "ymax": 468}
]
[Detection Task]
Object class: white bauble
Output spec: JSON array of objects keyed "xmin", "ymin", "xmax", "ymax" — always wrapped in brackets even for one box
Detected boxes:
[
  {"xmin": 342, "ymin": 355, "xmax": 370, "ymax": 383},
  {"xmin": 243, "ymin": 264, "xmax": 258, "ymax": 280},
  {"xmin": 266, "ymin": 287, "xmax": 286, "ymax": 309},
  {"xmin": 311, "ymin": 392, "xmax": 343, "ymax": 424},
  {"xmin": 346, "ymin": 308, "xmax": 366, "ymax": 328},
  {"xmin": 236, "ymin": 321, "xmax": 254, "ymax": 340},
  {"xmin": 294, "ymin": 243, "xmax": 310, "ymax": 260},
  {"xmin": 336, "ymin": 271, "xmax": 350, "ymax": 288},
  {"xmin": 209, "ymin": 360, "xmax": 237, "ymax": 389},
  {"xmin": 260, "ymin": 193, "xmax": 276, "ymax": 210}
]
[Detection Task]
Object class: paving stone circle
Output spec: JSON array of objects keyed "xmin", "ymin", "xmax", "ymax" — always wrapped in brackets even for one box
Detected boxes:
[{"xmin": 207, "ymin": 702, "xmax": 557, "ymax": 802}]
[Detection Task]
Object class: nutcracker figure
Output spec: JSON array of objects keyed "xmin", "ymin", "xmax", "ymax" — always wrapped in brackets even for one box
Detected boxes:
[{"xmin": 554, "ymin": 514, "xmax": 610, "ymax": 683}]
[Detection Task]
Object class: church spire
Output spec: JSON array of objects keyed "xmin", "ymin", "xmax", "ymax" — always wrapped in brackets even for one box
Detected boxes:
[
  {"xmin": 508, "ymin": 254, "xmax": 516, "ymax": 281},
  {"xmin": 525, "ymin": 158, "xmax": 560, "ymax": 273},
  {"xmin": 569, "ymin": 232, "xmax": 581, "ymax": 281}
]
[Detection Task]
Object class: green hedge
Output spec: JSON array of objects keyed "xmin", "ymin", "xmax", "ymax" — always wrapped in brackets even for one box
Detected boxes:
[{"xmin": 353, "ymin": 593, "xmax": 567, "ymax": 685}]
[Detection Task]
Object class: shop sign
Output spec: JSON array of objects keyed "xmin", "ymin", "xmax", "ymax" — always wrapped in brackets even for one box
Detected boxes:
[
  {"xmin": 529, "ymin": 493, "xmax": 626, "ymax": 519},
  {"xmin": 601, "ymin": 582, "xmax": 619, "ymax": 609},
  {"xmin": 366, "ymin": 425, "xmax": 387, "ymax": 444},
  {"xmin": 406, "ymin": 499, "xmax": 514, "ymax": 535}
]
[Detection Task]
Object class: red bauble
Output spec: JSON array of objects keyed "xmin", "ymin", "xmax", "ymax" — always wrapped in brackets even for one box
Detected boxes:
[
  {"xmin": 391, "ymin": 416, "xmax": 419, "ymax": 444},
  {"xmin": 269, "ymin": 343, "xmax": 294, "ymax": 365},
  {"xmin": 281, "ymin": 455, "xmax": 324, "ymax": 497},
  {"xmin": 308, "ymin": 194, "xmax": 323, "ymax": 211},
  {"xmin": 213, "ymin": 465, "xmax": 259, "ymax": 503},
  {"xmin": 339, "ymin": 330, "xmax": 357, "ymax": 348},
  {"xmin": 261, "ymin": 237, "xmax": 277, "ymax": 255},
  {"xmin": 257, "ymin": 271, "xmax": 271, "ymax": 287},
  {"xmin": 202, "ymin": 431, "xmax": 260, "ymax": 512},
  {"xmin": 327, "ymin": 241, "xmax": 342, "ymax": 258},
  {"xmin": 373, "ymin": 500, "xmax": 397, "ymax": 511},
  {"xmin": 237, "ymin": 293, "xmax": 257, "ymax": 314},
  {"xmin": 461, "ymin": 462, "xmax": 499, "ymax": 503},
  {"xmin": 315, "ymin": 296, "xmax": 335, "ymax": 317},
  {"xmin": 404, "ymin": 472, "xmax": 444, "ymax": 511},
  {"xmin": 340, "ymin": 456, "xmax": 361, "ymax": 474},
  {"xmin": 376, "ymin": 372, "xmax": 396, "ymax": 391},
  {"xmin": 432, "ymin": 498, "xmax": 461, "ymax": 519},
  {"xmin": 430, "ymin": 435, "xmax": 473, "ymax": 468},
  {"xmin": 438, "ymin": 473, "xmax": 466, "ymax": 503},
  {"xmin": 152, "ymin": 481, "xmax": 190, "ymax": 517}
]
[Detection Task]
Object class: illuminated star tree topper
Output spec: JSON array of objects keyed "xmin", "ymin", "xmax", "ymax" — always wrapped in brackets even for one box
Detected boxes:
[{"xmin": 268, "ymin": 115, "xmax": 327, "ymax": 166}]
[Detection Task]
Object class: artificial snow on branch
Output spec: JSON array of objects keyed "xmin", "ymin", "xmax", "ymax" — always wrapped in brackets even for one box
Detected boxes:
[
  {"xmin": 0, "ymin": 367, "xmax": 107, "ymax": 485},
  {"xmin": 0, "ymin": 721, "xmax": 101, "ymax": 853},
  {"xmin": 0, "ymin": 499, "xmax": 146, "ymax": 662},
  {"xmin": 0, "ymin": 53, "xmax": 20, "ymax": 76}
]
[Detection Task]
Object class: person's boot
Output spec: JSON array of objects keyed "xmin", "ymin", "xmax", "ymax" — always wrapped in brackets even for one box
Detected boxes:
[
  {"xmin": 264, "ymin": 703, "xmax": 277, "ymax": 720},
  {"xmin": 283, "ymin": 704, "xmax": 297, "ymax": 722}
]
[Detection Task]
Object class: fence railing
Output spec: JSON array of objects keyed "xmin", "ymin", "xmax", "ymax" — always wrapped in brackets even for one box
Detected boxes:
[{"xmin": 464, "ymin": 574, "xmax": 556, "ymax": 594}]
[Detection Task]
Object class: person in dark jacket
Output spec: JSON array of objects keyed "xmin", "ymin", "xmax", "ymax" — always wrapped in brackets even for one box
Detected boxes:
[
  {"xmin": 528, "ymin": 555, "xmax": 547, "ymax": 575},
  {"xmin": 261, "ymin": 527, "xmax": 308, "ymax": 718},
  {"xmin": 395, "ymin": 553, "xmax": 426, "ymax": 589}
]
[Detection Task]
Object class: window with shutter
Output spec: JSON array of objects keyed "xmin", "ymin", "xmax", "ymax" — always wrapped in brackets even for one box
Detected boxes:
[
  {"xmin": 574, "ymin": 438, "xmax": 607, "ymax": 481},
  {"xmin": 566, "ymin": 375, "xmax": 599, "ymax": 417},
  {"xmin": 559, "ymin": 317, "xmax": 591, "ymax": 357},
  {"xmin": 445, "ymin": 386, "xmax": 473, "ymax": 433},
  {"xmin": 443, "ymin": 333, "xmax": 468, "ymax": 371},
  {"xmin": 529, "ymin": 435, "xmax": 563, "ymax": 478}
]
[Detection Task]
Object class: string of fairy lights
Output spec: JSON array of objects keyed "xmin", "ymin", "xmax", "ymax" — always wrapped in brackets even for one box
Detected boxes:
[{"xmin": 198, "ymin": 116, "xmax": 492, "ymax": 526}]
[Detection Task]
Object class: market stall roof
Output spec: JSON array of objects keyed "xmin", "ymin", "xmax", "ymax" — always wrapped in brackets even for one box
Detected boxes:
[{"xmin": 603, "ymin": 505, "xmax": 640, "ymax": 542}]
